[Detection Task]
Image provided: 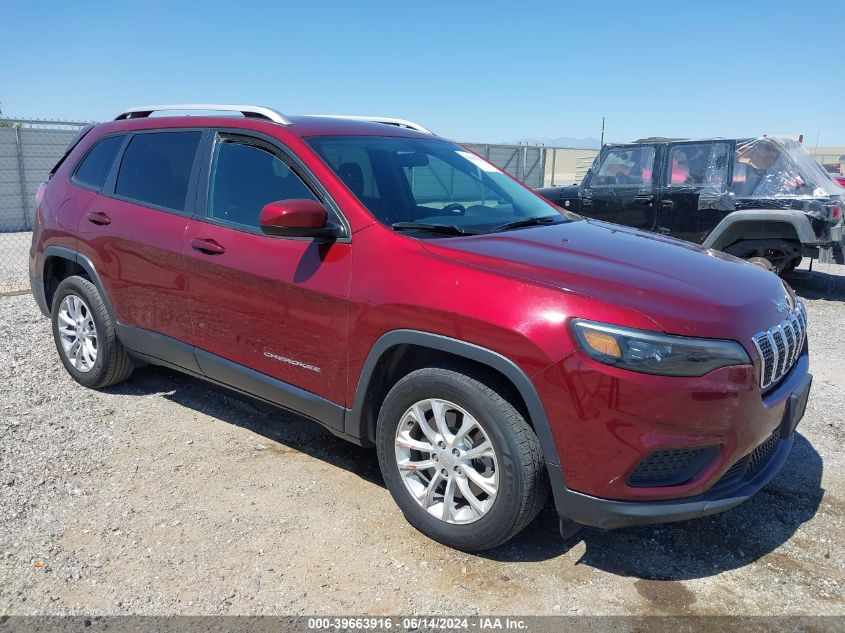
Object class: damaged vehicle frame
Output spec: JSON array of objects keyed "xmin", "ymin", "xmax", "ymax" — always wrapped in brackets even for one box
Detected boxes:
[{"xmin": 538, "ymin": 137, "xmax": 844, "ymax": 274}]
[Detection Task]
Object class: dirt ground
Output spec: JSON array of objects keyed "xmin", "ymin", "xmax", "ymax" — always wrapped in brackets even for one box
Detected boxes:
[{"xmin": 1, "ymin": 261, "xmax": 843, "ymax": 616}]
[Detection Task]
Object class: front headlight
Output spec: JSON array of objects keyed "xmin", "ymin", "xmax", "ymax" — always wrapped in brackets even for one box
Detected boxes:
[{"xmin": 570, "ymin": 319, "xmax": 750, "ymax": 377}]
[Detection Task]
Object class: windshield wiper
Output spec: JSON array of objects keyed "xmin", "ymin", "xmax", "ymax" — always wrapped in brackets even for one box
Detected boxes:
[
  {"xmin": 489, "ymin": 215, "xmax": 565, "ymax": 233},
  {"xmin": 392, "ymin": 222, "xmax": 483, "ymax": 236}
]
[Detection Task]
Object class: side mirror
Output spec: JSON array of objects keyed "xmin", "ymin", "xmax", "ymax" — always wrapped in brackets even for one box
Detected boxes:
[{"xmin": 259, "ymin": 199, "xmax": 339, "ymax": 239}]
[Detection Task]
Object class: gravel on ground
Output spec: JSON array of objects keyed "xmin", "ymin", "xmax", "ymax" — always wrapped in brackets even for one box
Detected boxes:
[{"xmin": 0, "ymin": 261, "xmax": 843, "ymax": 616}]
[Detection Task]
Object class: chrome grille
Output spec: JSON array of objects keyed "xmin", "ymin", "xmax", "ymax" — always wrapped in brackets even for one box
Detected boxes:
[
  {"xmin": 752, "ymin": 302, "xmax": 807, "ymax": 389},
  {"xmin": 773, "ymin": 326, "xmax": 787, "ymax": 378}
]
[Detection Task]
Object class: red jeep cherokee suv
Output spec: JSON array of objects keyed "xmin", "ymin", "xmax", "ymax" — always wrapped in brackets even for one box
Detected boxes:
[{"xmin": 29, "ymin": 105, "xmax": 812, "ymax": 551}]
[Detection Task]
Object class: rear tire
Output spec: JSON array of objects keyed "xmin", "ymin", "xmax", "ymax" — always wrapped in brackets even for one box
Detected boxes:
[
  {"xmin": 51, "ymin": 275, "xmax": 134, "ymax": 389},
  {"xmin": 376, "ymin": 365, "xmax": 549, "ymax": 551}
]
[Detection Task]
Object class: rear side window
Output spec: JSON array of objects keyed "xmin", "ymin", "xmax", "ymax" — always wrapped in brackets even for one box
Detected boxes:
[
  {"xmin": 667, "ymin": 142, "xmax": 729, "ymax": 188},
  {"xmin": 51, "ymin": 123, "xmax": 95, "ymax": 178},
  {"xmin": 115, "ymin": 131, "xmax": 202, "ymax": 212},
  {"xmin": 73, "ymin": 135, "xmax": 125, "ymax": 190}
]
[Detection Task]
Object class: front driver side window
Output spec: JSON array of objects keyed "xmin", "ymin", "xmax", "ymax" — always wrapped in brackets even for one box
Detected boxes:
[
  {"xmin": 209, "ymin": 139, "xmax": 318, "ymax": 230},
  {"xmin": 590, "ymin": 146, "xmax": 655, "ymax": 187}
]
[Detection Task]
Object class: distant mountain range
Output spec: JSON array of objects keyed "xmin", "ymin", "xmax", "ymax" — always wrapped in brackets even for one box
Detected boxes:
[{"xmin": 508, "ymin": 136, "xmax": 602, "ymax": 149}]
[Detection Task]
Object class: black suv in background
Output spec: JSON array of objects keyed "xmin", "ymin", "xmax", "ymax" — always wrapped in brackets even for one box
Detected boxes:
[{"xmin": 538, "ymin": 137, "xmax": 844, "ymax": 274}]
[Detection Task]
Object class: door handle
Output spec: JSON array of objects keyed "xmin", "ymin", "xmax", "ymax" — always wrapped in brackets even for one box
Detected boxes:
[
  {"xmin": 660, "ymin": 200, "xmax": 674, "ymax": 210},
  {"xmin": 190, "ymin": 238, "xmax": 226, "ymax": 255},
  {"xmin": 633, "ymin": 194, "xmax": 654, "ymax": 204},
  {"xmin": 85, "ymin": 211, "xmax": 111, "ymax": 225},
  {"xmin": 658, "ymin": 226, "xmax": 672, "ymax": 235}
]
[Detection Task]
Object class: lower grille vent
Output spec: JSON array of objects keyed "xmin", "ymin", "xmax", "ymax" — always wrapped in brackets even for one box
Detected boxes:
[
  {"xmin": 628, "ymin": 446, "xmax": 719, "ymax": 487},
  {"xmin": 709, "ymin": 430, "xmax": 782, "ymax": 494}
]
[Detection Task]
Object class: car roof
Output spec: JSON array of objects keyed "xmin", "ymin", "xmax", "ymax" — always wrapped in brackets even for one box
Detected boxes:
[
  {"xmin": 99, "ymin": 115, "xmax": 436, "ymax": 138},
  {"xmin": 284, "ymin": 115, "xmax": 435, "ymax": 138},
  {"xmin": 607, "ymin": 136, "xmax": 754, "ymax": 147},
  {"xmin": 621, "ymin": 137, "xmax": 752, "ymax": 145}
]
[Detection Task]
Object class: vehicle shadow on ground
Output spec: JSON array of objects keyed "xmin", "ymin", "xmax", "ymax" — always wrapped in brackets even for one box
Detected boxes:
[
  {"xmin": 109, "ymin": 366, "xmax": 824, "ymax": 580},
  {"xmin": 784, "ymin": 265, "xmax": 845, "ymax": 302},
  {"xmin": 483, "ymin": 433, "xmax": 824, "ymax": 579},
  {"xmin": 108, "ymin": 365, "xmax": 385, "ymax": 487}
]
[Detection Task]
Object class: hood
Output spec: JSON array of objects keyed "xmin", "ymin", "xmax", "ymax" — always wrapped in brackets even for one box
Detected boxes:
[{"xmin": 422, "ymin": 219, "xmax": 795, "ymax": 343}]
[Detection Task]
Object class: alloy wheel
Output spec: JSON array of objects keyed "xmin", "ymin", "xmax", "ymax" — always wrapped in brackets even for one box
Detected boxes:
[
  {"xmin": 57, "ymin": 294, "xmax": 98, "ymax": 373},
  {"xmin": 394, "ymin": 398, "xmax": 499, "ymax": 524}
]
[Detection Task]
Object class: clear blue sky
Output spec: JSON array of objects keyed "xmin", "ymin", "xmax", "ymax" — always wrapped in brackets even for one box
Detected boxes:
[{"xmin": 2, "ymin": 0, "xmax": 844, "ymax": 145}]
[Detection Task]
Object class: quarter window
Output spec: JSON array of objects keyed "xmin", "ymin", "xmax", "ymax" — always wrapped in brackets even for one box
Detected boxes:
[
  {"xmin": 208, "ymin": 139, "xmax": 318, "ymax": 229},
  {"xmin": 74, "ymin": 135, "xmax": 125, "ymax": 190},
  {"xmin": 115, "ymin": 131, "xmax": 202, "ymax": 212},
  {"xmin": 667, "ymin": 143, "xmax": 729, "ymax": 188}
]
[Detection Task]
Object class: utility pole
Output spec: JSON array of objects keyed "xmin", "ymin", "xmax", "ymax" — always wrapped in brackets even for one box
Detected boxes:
[{"xmin": 600, "ymin": 116, "xmax": 605, "ymax": 146}]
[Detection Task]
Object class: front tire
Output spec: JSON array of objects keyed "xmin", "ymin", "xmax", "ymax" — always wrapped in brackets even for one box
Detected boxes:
[
  {"xmin": 51, "ymin": 275, "xmax": 134, "ymax": 389},
  {"xmin": 376, "ymin": 366, "xmax": 548, "ymax": 551}
]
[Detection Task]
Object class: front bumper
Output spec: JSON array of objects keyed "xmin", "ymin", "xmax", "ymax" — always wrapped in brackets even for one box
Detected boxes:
[
  {"xmin": 548, "ymin": 370, "xmax": 812, "ymax": 529},
  {"xmin": 549, "ymin": 434, "xmax": 791, "ymax": 529}
]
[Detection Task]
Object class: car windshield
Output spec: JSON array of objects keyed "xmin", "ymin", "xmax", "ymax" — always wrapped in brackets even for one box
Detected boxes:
[{"xmin": 306, "ymin": 136, "xmax": 575, "ymax": 236}]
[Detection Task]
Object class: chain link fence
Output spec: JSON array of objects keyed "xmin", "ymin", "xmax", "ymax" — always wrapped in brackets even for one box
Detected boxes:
[
  {"xmin": 462, "ymin": 143, "xmax": 548, "ymax": 188},
  {"xmin": 1, "ymin": 119, "xmax": 89, "ymax": 294},
  {"xmin": 811, "ymin": 152, "xmax": 845, "ymax": 174},
  {"xmin": 544, "ymin": 147, "xmax": 600, "ymax": 186},
  {"xmin": 461, "ymin": 144, "xmax": 600, "ymax": 188}
]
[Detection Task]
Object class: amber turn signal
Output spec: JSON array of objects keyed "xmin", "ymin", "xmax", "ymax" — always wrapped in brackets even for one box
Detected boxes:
[{"xmin": 581, "ymin": 329, "xmax": 622, "ymax": 358}]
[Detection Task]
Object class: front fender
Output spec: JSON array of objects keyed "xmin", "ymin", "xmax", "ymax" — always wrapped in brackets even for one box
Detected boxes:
[{"xmin": 345, "ymin": 329, "xmax": 562, "ymax": 468}]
